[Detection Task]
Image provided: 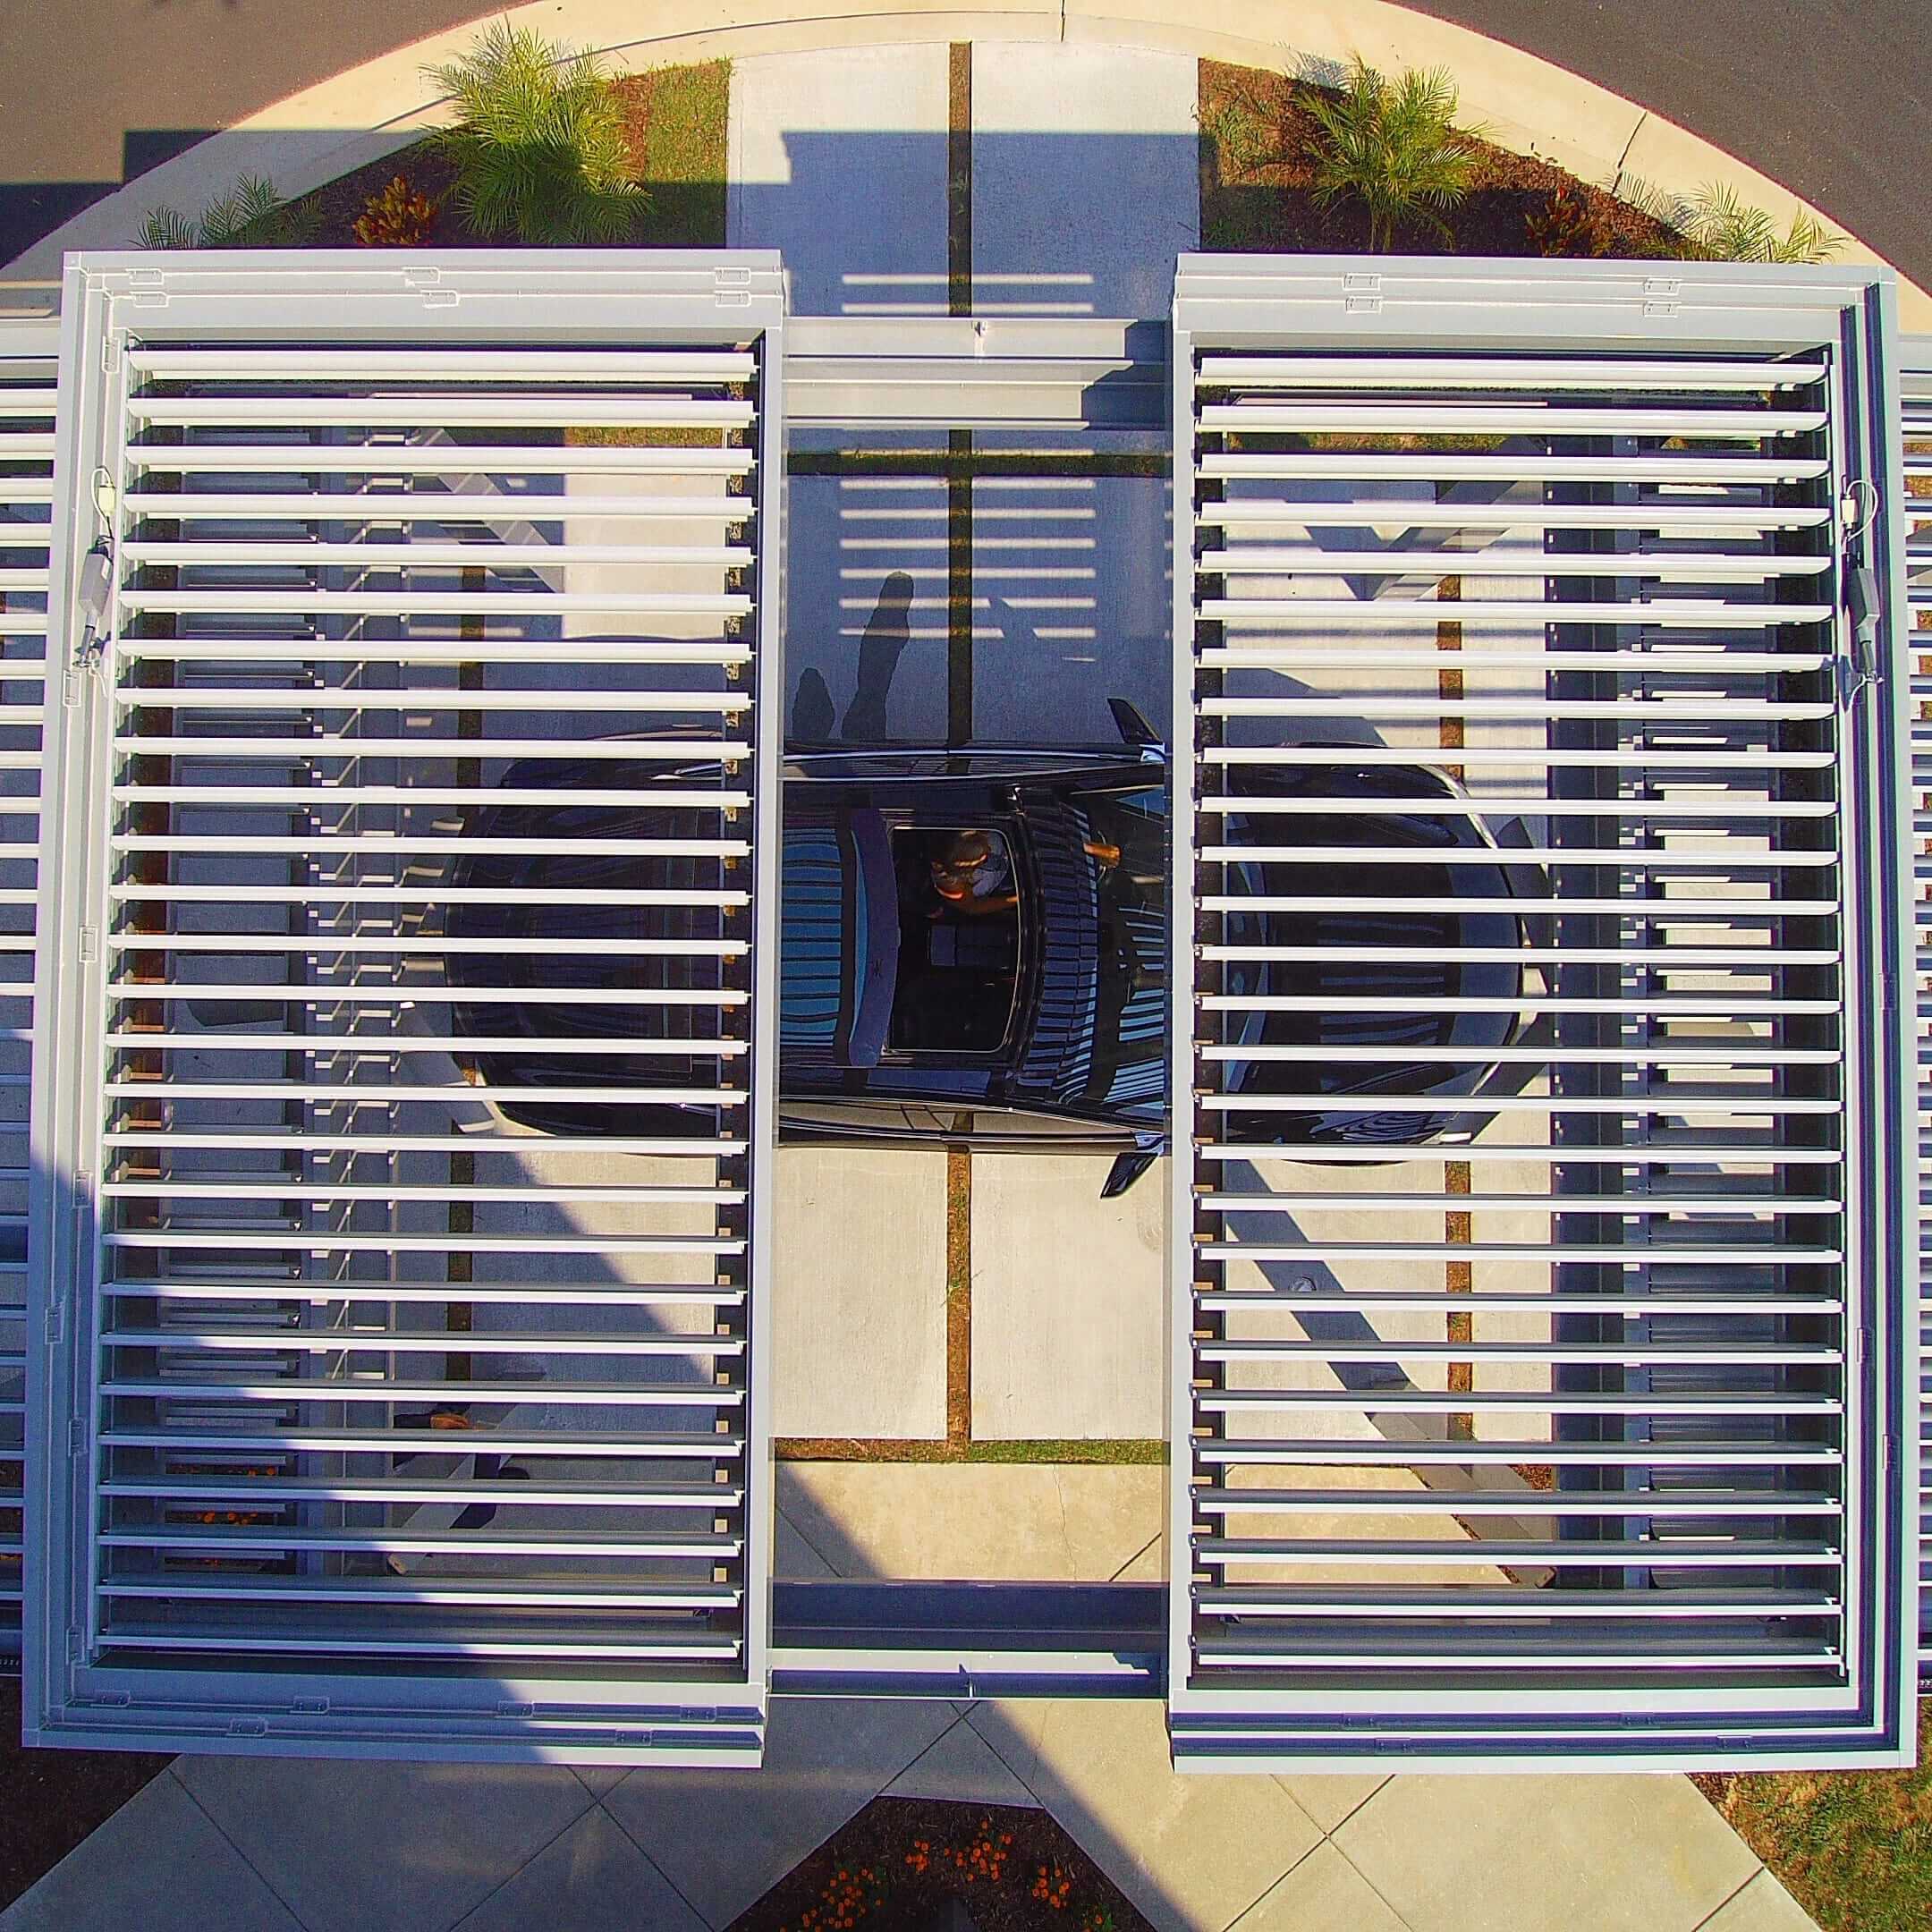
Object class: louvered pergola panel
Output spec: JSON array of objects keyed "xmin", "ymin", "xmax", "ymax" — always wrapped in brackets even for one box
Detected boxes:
[
  {"xmin": 0, "ymin": 316, "xmax": 54, "ymax": 1655},
  {"xmin": 1904, "ymin": 347, "xmax": 1932, "ymax": 1681},
  {"xmin": 1170, "ymin": 258, "xmax": 1916, "ymax": 1768},
  {"xmin": 27, "ymin": 255, "xmax": 784, "ymax": 1762}
]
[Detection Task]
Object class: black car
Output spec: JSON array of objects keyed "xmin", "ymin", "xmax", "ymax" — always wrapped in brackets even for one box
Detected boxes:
[{"xmin": 445, "ymin": 704, "xmax": 1526, "ymax": 1191}]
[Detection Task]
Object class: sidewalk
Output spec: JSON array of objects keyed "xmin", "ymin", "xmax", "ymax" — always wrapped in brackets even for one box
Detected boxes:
[{"xmin": 0, "ymin": 1693, "xmax": 1819, "ymax": 1931}]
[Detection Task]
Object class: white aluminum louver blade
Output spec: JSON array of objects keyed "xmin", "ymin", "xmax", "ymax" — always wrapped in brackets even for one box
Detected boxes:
[
  {"xmin": 0, "ymin": 314, "xmax": 55, "ymax": 1653},
  {"xmin": 1171, "ymin": 257, "xmax": 1917, "ymax": 1770},
  {"xmin": 1903, "ymin": 347, "xmax": 1932, "ymax": 1685},
  {"xmin": 28, "ymin": 254, "xmax": 785, "ymax": 1765}
]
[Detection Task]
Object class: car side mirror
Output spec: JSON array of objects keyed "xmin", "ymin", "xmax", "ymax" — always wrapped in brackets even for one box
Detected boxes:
[
  {"xmin": 1108, "ymin": 697, "xmax": 1163, "ymax": 753},
  {"xmin": 1101, "ymin": 1146, "xmax": 1159, "ymax": 1198}
]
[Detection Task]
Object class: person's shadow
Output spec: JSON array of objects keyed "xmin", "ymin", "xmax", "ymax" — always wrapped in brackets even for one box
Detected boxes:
[{"xmin": 791, "ymin": 571, "xmax": 915, "ymax": 745}]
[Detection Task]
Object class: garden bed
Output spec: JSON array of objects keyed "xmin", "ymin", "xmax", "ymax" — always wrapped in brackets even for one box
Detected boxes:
[
  {"xmin": 726, "ymin": 1798, "xmax": 1152, "ymax": 1932},
  {"xmin": 1199, "ymin": 59, "xmax": 1676, "ymax": 259},
  {"xmin": 284, "ymin": 60, "xmax": 730, "ymax": 250}
]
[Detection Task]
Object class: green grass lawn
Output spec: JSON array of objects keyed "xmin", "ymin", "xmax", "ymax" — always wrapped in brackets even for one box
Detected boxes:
[
  {"xmin": 615, "ymin": 58, "xmax": 731, "ymax": 247},
  {"xmin": 1696, "ymin": 1703, "xmax": 1932, "ymax": 1932}
]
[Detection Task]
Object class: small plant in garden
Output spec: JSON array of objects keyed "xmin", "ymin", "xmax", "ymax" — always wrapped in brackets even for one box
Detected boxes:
[
  {"xmin": 137, "ymin": 174, "xmax": 315, "ymax": 249},
  {"xmin": 424, "ymin": 21, "xmax": 644, "ymax": 244},
  {"xmin": 1674, "ymin": 182, "xmax": 1841, "ymax": 264},
  {"xmin": 1524, "ymin": 185, "xmax": 1613, "ymax": 258},
  {"xmin": 774, "ymin": 1864, "xmax": 885, "ymax": 1932},
  {"xmin": 1034, "ymin": 1860, "xmax": 1077, "ymax": 1910},
  {"xmin": 352, "ymin": 174, "xmax": 437, "ymax": 247},
  {"xmin": 1304, "ymin": 57, "xmax": 1481, "ymax": 250},
  {"xmin": 1200, "ymin": 94, "xmax": 1277, "ymax": 179}
]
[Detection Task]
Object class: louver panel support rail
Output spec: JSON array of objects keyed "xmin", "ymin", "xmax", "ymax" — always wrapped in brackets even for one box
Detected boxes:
[
  {"xmin": 1170, "ymin": 257, "xmax": 1917, "ymax": 1771},
  {"xmin": 26, "ymin": 252, "xmax": 785, "ymax": 1764}
]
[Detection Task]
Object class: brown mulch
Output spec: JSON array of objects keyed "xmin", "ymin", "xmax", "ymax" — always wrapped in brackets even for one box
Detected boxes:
[
  {"xmin": 1200, "ymin": 60, "xmax": 1680, "ymax": 260},
  {"xmin": 725, "ymin": 1798, "xmax": 1155, "ymax": 1932},
  {"xmin": 0, "ymin": 1678, "xmax": 173, "ymax": 1911}
]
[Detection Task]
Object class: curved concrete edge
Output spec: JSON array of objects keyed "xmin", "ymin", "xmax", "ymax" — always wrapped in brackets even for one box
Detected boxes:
[{"xmin": 8, "ymin": 0, "xmax": 1928, "ymax": 330}]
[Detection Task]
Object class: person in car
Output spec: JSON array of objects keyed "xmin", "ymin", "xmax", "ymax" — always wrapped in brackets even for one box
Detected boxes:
[{"xmin": 930, "ymin": 830, "xmax": 1019, "ymax": 915}]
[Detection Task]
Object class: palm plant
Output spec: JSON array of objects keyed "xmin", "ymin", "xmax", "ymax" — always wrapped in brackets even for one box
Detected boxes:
[
  {"xmin": 424, "ymin": 22, "xmax": 643, "ymax": 245},
  {"xmin": 1674, "ymin": 183, "xmax": 1840, "ymax": 265},
  {"xmin": 137, "ymin": 175, "xmax": 314, "ymax": 249},
  {"xmin": 1304, "ymin": 58, "xmax": 1479, "ymax": 251}
]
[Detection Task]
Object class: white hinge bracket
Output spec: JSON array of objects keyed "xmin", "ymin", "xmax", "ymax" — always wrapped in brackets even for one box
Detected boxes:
[
  {"xmin": 1343, "ymin": 271, "xmax": 1382, "ymax": 316},
  {"xmin": 714, "ymin": 265, "xmax": 752, "ymax": 309},
  {"xmin": 403, "ymin": 267, "xmax": 458, "ymax": 309},
  {"xmin": 78, "ymin": 925, "xmax": 97, "ymax": 963}
]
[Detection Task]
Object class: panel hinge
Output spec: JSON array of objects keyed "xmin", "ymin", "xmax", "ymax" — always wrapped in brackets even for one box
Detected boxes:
[
  {"xmin": 1641, "ymin": 275, "xmax": 1681, "ymax": 319},
  {"xmin": 1343, "ymin": 270, "xmax": 1382, "ymax": 315},
  {"xmin": 43, "ymin": 1302, "xmax": 61, "ymax": 1346},
  {"xmin": 403, "ymin": 266, "xmax": 459, "ymax": 309},
  {"xmin": 227, "ymin": 1716, "xmax": 269, "ymax": 1738},
  {"xmin": 290, "ymin": 1696, "xmax": 330, "ymax": 1716},
  {"xmin": 496, "ymin": 1699, "xmax": 536, "ymax": 1719},
  {"xmin": 98, "ymin": 330, "xmax": 120, "ymax": 375},
  {"xmin": 714, "ymin": 265, "xmax": 752, "ymax": 309},
  {"xmin": 78, "ymin": 925, "xmax": 98, "ymax": 963}
]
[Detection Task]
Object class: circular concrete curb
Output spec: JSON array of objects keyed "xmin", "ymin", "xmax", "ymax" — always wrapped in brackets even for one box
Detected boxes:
[{"xmin": 9, "ymin": 0, "xmax": 1927, "ymax": 327}]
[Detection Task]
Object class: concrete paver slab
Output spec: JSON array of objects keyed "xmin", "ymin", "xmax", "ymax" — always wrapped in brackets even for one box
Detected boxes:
[
  {"xmin": 1229, "ymin": 1843, "xmax": 1408, "ymax": 1932},
  {"xmin": 0, "ymin": 1771, "xmax": 302, "ymax": 1932},
  {"xmin": 784, "ymin": 472, "xmax": 950, "ymax": 748},
  {"xmin": 970, "ymin": 1154, "xmax": 1165, "ymax": 1440},
  {"xmin": 968, "ymin": 472, "xmax": 1174, "ymax": 744},
  {"xmin": 970, "ymin": 44, "xmax": 1199, "ymax": 318},
  {"xmin": 1698, "ymin": 1869, "xmax": 1821, "ymax": 1932},
  {"xmin": 603, "ymin": 1697, "xmax": 957, "ymax": 1927},
  {"xmin": 777, "ymin": 1498, "xmax": 842, "ymax": 1577},
  {"xmin": 729, "ymin": 45, "xmax": 949, "ymax": 317},
  {"xmin": 964, "ymin": 1698, "xmax": 1322, "ymax": 1932},
  {"xmin": 455, "ymin": 1807, "xmax": 706, "ymax": 1932},
  {"xmin": 773, "ymin": 1147, "xmax": 948, "ymax": 1439},
  {"xmin": 174, "ymin": 1753, "xmax": 594, "ymax": 1932},
  {"xmin": 886, "ymin": 1713, "xmax": 1045, "ymax": 1806},
  {"xmin": 777, "ymin": 1461, "xmax": 1164, "ymax": 1579},
  {"xmin": 1335, "ymin": 1772, "xmax": 1762, "ymax": 1932}
]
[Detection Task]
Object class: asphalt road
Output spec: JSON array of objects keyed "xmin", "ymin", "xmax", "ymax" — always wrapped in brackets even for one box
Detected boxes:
[
  {"xmin": 1, "ymin": 1, "xmax": 1924, "ymax": 284},
  {"xmin": 1406, "ymin": 0, "xmax": 1931, "ymax": 288}
]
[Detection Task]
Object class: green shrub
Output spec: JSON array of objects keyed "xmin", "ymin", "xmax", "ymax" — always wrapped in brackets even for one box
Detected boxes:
[
  {"xmin": 1200, "ymin": 95, "xmax": 1277, "ymax": 180},
  {"xmin": 424, "ymin": 21, "xmax": 643, "ymax": 245},
  {"xmin": 136, "ymin": 174, "xmax": 315, "ymax": 250},
  {"xmin": 1674, "ymin": 182, "xmax": 1841, "ymax": 264},
  {"xmin": 1524, "ymin": 186, "xmax": 1614, "ymax": 258},
  {"xmin": 1304, "ymin": 58, "xmax": 1480, "ymax": 251}
]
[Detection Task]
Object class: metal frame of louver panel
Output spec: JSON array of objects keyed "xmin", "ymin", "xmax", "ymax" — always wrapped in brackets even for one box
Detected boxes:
[
  {"xmin": 1170, "ymin": 257, "xmax": 1917, "ymax": 1770},
  {"xmin": 1904, "ymin": 340, "xmax": 1932, "ymax": 1682},
  {"xmin": 27, "ymin": 252, "xmax": 785, "ymax": 1762},
  {"xmin": 0, "ymin": 309, "xmax": 55, "ymax": 1657}
]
